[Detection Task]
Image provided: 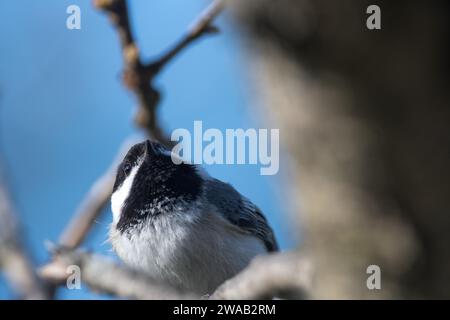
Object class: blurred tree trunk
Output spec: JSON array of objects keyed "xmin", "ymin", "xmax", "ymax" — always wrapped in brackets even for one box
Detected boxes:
[{"xmin": 230, "ymin": 0, "xmax": 450, "ymax": 298}]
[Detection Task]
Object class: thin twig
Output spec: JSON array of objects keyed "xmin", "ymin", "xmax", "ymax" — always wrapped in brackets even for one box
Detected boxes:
[
  {"xmin": 143, "ymin": 0, "xmax": 225, "ymax": 77},
  {"xmin": 94, "ymin": 0, "xmax": 165, "ymax": 142},
  {"xmin": 58, "ymin": 139, "xmax": 137, "ymax": 248},
  {"xmin": 57, "ymin": 169, "xmax": 113, "ymax": 249},
  {"xmin": 0, "ymin": 174, "xmax": 49, "ymax": 299},
  {"xmin": 94, "ymin": 0, "xmax": 224, "ymax": 145}
]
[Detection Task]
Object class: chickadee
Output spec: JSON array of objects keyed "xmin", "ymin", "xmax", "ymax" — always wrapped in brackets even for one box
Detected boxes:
[{"xmin": 110, "ymin": 140, "xmax": 278, "ymax": 295}]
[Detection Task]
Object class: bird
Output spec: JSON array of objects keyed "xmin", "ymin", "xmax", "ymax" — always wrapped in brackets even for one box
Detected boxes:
[{"xmin": 109, "ymin": 139, "xmax": 278, "ymax": 295}]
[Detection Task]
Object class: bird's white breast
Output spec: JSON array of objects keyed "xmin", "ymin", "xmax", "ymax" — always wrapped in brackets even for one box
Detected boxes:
[{"xmin": 109, "ymin": 204, "xmax": 266, "ymax": 295}]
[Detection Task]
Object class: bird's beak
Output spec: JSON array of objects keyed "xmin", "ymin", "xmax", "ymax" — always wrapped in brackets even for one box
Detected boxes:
[
  {"xmin": 145, "ymin": 139, "xmax": 160, "ymax": 157},
  {"xmin": 145, "ymin": 140, "xmax": 153, "ymax": 156}
]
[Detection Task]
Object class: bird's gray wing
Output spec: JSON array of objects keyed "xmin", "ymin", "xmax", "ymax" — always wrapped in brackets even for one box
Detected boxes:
[{"xmin": 203, "ymin": 178, "xmax": 279, "ymax": 252}]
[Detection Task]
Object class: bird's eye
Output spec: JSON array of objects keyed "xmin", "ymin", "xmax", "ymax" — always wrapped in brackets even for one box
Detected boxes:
[{"xmin": 123, "ymin": 162, "xmax": 132, "ymax": 175}]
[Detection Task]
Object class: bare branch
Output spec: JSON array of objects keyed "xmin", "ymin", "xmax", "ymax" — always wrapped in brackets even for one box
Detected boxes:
[
  {"xmin": 143, "ymin": 0, "xmax": 225, "ymax": 77},
  {"xmin": 93, "ymin": 0, "xmax": 165, "ymax": 143},
  {"xmin": 0, "ymin": 175, "xmax": 49, "ymax": 299},
  {"xmin": 93, "ymin": 0, "xmax": 224, "ymax": 145},
  {"xmin": 210, "ymin": 252, "xmax": 312, "ymax": 300},
  {"xmin": 39, "ymin": 248, "xmax": 197, "ymax": 300},
  {"xmin": 58, "ymin": 138, "xmax": 138, "ymax": 249},
  {"xmin": 40, "ymin": 248, "xmax": 312, "ymax": 300}
]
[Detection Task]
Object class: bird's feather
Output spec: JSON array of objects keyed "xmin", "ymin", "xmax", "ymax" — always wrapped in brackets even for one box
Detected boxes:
[{"xmin": 203, "ymin": 178, "xmax": 279, "ymax": 252}]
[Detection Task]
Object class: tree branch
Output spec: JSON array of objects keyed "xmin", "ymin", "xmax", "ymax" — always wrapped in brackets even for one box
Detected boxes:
[
  {"xmin": 142, "ymin": 0, "xmax": 224, "ymax": 77},
  {"xmin": 94, "ymin": 0, "xmax": 224, "ymax": 145},
  {"xmin": 40, "ymin": 248, "xmax": 311, "ymax": 300},
  {"xmin": 0, "ymin": 174, "xmax": 49, "ymax": 299},
  {"xmin": 211, "ymin": 252, "xmax": 312, "ymax": 300},
  {"xmin": 39, "ymin": 248, "xmax": 197, "ymax": 300},
  {"xmin": 58, "ymin": 139, "xmax": 137, "ymax": 249}
]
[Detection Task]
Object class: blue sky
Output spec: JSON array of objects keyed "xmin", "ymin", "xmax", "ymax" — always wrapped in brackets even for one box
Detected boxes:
[{"xmin": 0, "ymin": 0, "xmax": 296, "ymax": 299}]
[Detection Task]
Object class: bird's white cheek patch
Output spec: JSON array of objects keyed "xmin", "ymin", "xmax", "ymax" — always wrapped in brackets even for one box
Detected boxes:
[{"xmin": 111, "ymin": 165, "xmax": 140, "ymax": 224}]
